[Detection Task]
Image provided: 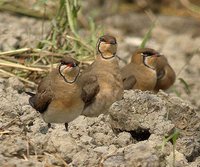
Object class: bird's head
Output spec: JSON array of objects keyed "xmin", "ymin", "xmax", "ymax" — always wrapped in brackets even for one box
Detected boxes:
[
  {"xmin": 131, "ymin": 48, "xmax": 162, "ymax": 70},
  {"xmin": 58, "ymin": 56, "xmax": 80, "ymax": 83},
  {"xmin": 97, "ymin": 35, "xmax": 117, "ymax": 59}
]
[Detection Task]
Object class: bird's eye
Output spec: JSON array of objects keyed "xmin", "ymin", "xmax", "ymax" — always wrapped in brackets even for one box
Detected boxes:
[
  {"xmin": 100, "ymin": 38, "xmax": 106, "ymax": 42},
  {"xmin": 73, "ymin": 63, "xmax": 77, "ymax": 67},
  {"xmin": 60, "ymin": 60, "xmax": 65, "ymax": 64},
  {"xmin": 142, "ymin": 51, "xmax": 154, "ymax": 57}
]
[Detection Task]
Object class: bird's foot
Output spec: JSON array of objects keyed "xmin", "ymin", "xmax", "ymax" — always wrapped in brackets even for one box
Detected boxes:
[
  {"xmin": 48, "ymin": 123, "xmax": 51, "ymax": 128},
  {"xmin": 64, "ymin": 123, "xmax": 68, "ymax": 131}
]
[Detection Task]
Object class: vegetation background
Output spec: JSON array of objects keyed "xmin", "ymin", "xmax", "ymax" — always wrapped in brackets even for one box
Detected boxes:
[{"xmin": 0, "ymin": 0, "xmax": 199, "ymax": 105}]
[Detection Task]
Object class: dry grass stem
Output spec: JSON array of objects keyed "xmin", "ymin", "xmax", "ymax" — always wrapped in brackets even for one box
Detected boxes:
[
  {"xmin": 0, "ymin": 59, "xmax": 47, "ymax": 72},
  {"xmin": 0, "ymin": 69, "xmax": 37, "ymax": 86}
]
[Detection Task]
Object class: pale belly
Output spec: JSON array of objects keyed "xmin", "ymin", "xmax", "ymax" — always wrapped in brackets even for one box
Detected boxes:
[{"xmin": 42, "ymin": 101, "xmax": 84, "ymax": 123}]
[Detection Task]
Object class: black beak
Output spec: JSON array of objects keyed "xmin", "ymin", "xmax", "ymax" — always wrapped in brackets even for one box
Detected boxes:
[
  {"xmin": 109, "ymin": 40, "xmax": 117, "ymax": 45},
  {"xmin": 154, "ymin": 53, "xmax": 162, "ymax": 57}
]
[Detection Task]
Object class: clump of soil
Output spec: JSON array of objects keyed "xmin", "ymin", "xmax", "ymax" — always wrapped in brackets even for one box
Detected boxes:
[{"xmin": 0, "ymin": 78, "xmax": 200, "ymax": 166}]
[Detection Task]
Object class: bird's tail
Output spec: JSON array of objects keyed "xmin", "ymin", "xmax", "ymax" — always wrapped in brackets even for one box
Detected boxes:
[
  {"xmin": 25, "ymin": 91, "xmax": 35, "ymax": 97},
  {"xmin": 25, "ymin": 91, "xmax": 36, "ymax": 108}
]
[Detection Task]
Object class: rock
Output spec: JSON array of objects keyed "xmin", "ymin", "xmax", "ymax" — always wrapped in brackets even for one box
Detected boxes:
[
  {"xmin": 109, "ymin": 90, "xmax": 200, "ymax": 163},
  {"xmin": 113, "ymin": 132, "xmax": 132, "ymax": 147},
  {"xmin": 93, "ymin": 132, "xmax": 114, "ymax": 146},
  {"xmin": 109, "ymin": 90, "xmax": 174, "ymax": 136},
  {"xmin": 103, "ymin": 140, "xmax": 167, "ymax": 167},
  {"xmin": 94, "ymin": 146, "xmax": 109, "ymax": 154},
  {"xmin": 1, "ymin": 77, "xmax": 200, "ymax": 166},
  {"xmin": 124, "ymin": 142, "xmax": 164, "ymax": 167},
  {"xmin": 80, "ymin": 135, "xmax": 94, "ymax": 145}
]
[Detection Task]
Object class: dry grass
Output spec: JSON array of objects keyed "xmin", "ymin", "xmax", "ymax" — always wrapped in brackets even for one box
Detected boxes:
[
  {"xmin": 0, "ymin": 48, "xmax": 60, "ymax": 87},
  {"xmin": 0, "ymin": 0, "xmax": 101, "ymax": 87}
]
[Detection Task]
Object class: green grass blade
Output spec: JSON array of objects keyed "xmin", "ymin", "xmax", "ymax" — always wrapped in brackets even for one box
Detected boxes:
[
  {"xmin": 139, "ymin": 21, "xmax": 156, "ymax": 48},
  {"xmin": 178, "ymin": 78, "xmax": 191, "ymax": 94},
  {"xmin": 161, "ymin": 128, "xmax": 180, "ymax": 152}
]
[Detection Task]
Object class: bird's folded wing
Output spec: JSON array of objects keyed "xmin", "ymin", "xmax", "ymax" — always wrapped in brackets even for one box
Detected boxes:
[
  {"xmin": 157, "ymin": 69, "xmax": 165, "ymax": 80},
  {"xmin": 31, "ymin": 91, "xmax": 53, "ymax": 113},
  {"xmin": 80, "ymin": 75, "xmax": 100, "ymax": 108},
  {"xmin": 123, "ymin": 75, "xmax": 136, "ymax": 90},
  {"xmin": 30, "ymin": 76, "xmax": 53, "ymax": 113}
]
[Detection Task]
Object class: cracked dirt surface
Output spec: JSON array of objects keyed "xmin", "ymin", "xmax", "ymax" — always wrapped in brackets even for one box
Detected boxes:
[{"xmin": 0, "ymin": 79, "xmax": 200, "ymax": 166}]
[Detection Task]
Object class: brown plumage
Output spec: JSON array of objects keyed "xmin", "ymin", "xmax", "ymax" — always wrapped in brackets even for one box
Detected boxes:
[
  {"xmin": 121, "ymin": 48, "xmax": 160, "ymax": 91},
  {"xmin": 27, "ymin": 56, "xmax": 84, "ymax": 130},
  {"xmin": 79, "ymin": 35, "xmax": 123, "ymax": 117},
  {"xmin": 154, "ymin": 55, "xmax": 176, "ymax": 92}
]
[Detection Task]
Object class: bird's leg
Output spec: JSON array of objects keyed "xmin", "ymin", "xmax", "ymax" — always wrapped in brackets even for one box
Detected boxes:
[
  {"xmin": 48, "ymin": 123, "xmax": 51, "ymax": 128},
  {"xmin": 64, "ymin": 123, "xmax": 68, "ymax": 131}
]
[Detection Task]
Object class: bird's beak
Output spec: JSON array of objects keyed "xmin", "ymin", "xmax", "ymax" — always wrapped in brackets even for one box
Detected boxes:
[
  {"xmin": 66, "ymin": 66, "xmax": 72, "ymax": 69},
  {"xmin": 153, "ymin": 53, "xmax": 161, "ymax": 57}
]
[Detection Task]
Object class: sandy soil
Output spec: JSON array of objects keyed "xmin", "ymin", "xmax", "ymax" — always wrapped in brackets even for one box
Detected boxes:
[{"xmin": 0, "ymin": 12, "xmax": 200, "ymax": 166}]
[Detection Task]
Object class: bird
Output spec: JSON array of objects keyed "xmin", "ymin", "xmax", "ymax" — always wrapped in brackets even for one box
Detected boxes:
[
  {"xmin": 153, "ymin": 54, "xmax": 176, "ymax": 92},
  {"xmin": 121, "ymin": 48, "xmax": 161, "ymax": 91},
  {"xmin": 79, "ymin": 34, "xmax": 123, "ymax": 117},
  {"xmin": 26, "ymin": 56, "xmax": 84, "ymax": 131}
]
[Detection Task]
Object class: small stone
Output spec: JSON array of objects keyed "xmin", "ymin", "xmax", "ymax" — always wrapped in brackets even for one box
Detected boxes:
[
  {"xmin": 80, "ymin": 135, "xmax": 94, "ymax": 145},
  {"xmin": 94, "ymin": 146, "xmax": 108, "ymax": 154},
  {"xmin": 114, "ymin": 132, "xmax": 132, "ymax": 147}
]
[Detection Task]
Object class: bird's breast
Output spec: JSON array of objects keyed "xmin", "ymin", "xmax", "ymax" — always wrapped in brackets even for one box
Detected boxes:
[
  {"xmin": 41, "ymin": 83, "xmax": 84, "ymax": 123},
  {"xmin": 42, "ymin": 98, "xmax": 84, "ymax": 123}
]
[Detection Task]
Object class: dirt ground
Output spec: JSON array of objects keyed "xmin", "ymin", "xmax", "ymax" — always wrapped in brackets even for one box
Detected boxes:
[{"xmin": 0, "ymin": 11, "xmax": 200, "ymax": 166}]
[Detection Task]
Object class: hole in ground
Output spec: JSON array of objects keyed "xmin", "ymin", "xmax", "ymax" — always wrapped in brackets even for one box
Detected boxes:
[
  {"xmin": 186, "ymin": 148, "xmax": 200, "ymax": 162},
  {"xmin": 128, "ymin": 128, "xmax": 151, "ymax": 141}
]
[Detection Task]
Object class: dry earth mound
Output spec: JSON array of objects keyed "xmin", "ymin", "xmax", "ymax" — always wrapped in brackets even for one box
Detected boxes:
[{"xmin": 0, "ymin": 77, "xmax": 200, "ymax": 166}]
